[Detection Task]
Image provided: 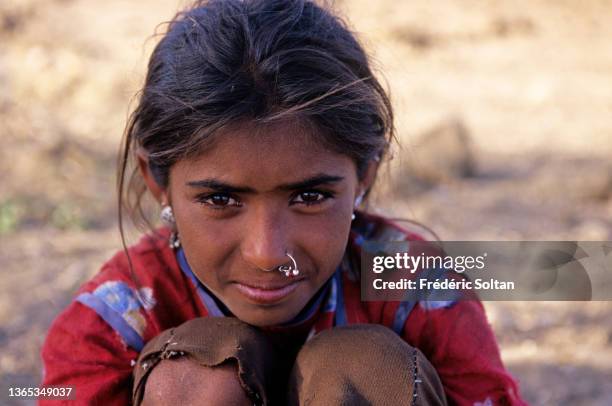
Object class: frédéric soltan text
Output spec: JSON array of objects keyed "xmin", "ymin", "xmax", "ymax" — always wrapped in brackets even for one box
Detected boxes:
[{"xmin": 372, "ymin": 278, "xmax": 515, "ymax": 291}]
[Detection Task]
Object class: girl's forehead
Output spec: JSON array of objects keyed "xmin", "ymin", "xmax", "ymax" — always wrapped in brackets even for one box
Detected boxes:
[
  {"xmin": 209, "ymin": 120, "xmax": 325, "ymax": 156},
  {"xmin": 174, "ymin": 121, "xmax": 357, "ymax": 186}
]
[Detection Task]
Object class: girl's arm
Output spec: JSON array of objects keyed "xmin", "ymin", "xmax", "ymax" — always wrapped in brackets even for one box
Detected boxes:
[
  {"xmin": 402, "ymin": 300, "xmax": 528, "ymax": 406},
  {"xmin": 40, "ymin": 301, "xmax": 138, "ymax": 405}
]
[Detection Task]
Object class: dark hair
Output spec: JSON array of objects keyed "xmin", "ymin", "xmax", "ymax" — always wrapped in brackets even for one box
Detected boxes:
[{"xmin": 118, "ymin": 0, "xmax": 395, "ymax": 234}]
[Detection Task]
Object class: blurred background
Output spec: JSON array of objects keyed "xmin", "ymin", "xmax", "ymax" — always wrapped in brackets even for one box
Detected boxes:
[{"xmin": 1, "ymin": 0, "xmax": 611, "ymax": 404}]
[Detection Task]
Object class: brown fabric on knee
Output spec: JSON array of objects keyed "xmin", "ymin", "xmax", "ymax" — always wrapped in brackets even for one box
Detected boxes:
[
  {"xmin": 132, "ymin": 317, "xmax": 282, "ymax": 406},
  {"xmin": 288, "ymin": 324, "xmax": 447, "ymax": 406}
]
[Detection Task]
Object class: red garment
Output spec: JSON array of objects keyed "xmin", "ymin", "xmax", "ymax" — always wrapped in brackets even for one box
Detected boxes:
[{"xmin": 41, "ymin": 213, "xmax": 526, "ymax": 405}]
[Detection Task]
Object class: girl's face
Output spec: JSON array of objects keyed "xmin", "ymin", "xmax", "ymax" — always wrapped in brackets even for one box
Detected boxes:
[{"xmin": 164, "ymin": 121, "xmax": 367, "ymax": 326}]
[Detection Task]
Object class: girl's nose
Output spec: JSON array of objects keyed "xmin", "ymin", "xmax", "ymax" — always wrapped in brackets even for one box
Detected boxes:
[{"xmin": 240, "ymin": 209, "xmax": 290, "ymax": 272}]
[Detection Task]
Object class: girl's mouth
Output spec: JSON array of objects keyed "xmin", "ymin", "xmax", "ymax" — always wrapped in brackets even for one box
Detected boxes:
[{"xmin": 233, "ymin": 279, "xmax": 304, "ymax": 305}]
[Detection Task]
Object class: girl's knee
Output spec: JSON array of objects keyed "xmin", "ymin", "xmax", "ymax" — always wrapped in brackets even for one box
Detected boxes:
[
  {"xmin": 141, "ymin": 357, "xmax": 251, "ymax": 406},
  {"xmin": 289, "ymin": 324, "xmax": 447, "ymax": 405},
  {"xmin": 133, "ymin": 317, "xmax": 276, "ymax": 405},
  {"xmin": 297, "ymin": 324, "xmax": 407, "ymax": 364}
]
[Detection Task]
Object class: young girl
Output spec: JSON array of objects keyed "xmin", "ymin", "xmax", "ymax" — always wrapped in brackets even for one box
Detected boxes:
[{"xmin": 41, "ymin": 0, "xmax": 526, "ymax": 404}]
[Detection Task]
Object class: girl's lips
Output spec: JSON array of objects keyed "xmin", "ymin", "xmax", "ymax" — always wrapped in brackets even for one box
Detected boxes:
[{"xmin": 234, "ymin": 280, "xmax": 303, "ymax": 305}]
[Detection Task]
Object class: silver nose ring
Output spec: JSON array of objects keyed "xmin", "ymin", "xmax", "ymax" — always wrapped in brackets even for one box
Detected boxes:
[{"xmin": 278, "ymin": 252, "xmax": 300, "ymax": 277}]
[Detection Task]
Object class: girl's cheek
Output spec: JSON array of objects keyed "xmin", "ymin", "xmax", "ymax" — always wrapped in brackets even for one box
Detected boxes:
[{"xmin": 300, "ymin": 214, "xmax": 351, "ymax": 268}]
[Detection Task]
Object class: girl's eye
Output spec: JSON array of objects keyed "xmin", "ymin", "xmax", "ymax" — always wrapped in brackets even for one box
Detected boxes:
[
  {"xmin": 291, "ymin": 190, "xmax": 333, "ymax": 206},
  {"xmin": 196, "ymin": 193, "xmax": 241, "ymax": 209}
]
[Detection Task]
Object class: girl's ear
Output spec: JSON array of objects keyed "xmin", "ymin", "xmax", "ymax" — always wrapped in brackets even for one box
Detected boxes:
[{"xmin": 136, "ymin": 149, "xmax": 168, "ymax": 204}]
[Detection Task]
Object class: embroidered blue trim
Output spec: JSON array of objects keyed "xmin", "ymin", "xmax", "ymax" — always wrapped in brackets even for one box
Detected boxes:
[
  {"xmin": 419, "ymin": 300, "xmax": 457, "ymax": 310},
  {"xmin": 354, "ymin": 234, "xmax": 365, "ymax": 247},
  {"xmin": 334, "ymin": 270, "xmax": 348, "ymax": 327},
  {"xmin": 76, "ymin": 292, "xmax": 145, "ymax": 351},
  {"xmin": 176, "ymin": 249, "xmax": 225, "ymax": 317},
  {"xmin": 392, "ymin": 300, "xmax": 417, "ymax": 335}
]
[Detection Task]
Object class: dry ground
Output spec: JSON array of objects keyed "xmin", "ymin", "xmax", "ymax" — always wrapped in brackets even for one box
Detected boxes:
[{"xmin": 1, "ymin": 0, "xmax": 611, "ymax": 404}]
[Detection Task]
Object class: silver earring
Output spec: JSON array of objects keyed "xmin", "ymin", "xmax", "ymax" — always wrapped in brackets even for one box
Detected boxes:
[
  {"xmin": 278, "ymin": 252, "xmax": 299, "ymax": 277},
  {"xmin": 168, "ymin": 232, "xmax": 181, "ymax": 249},
  {"xmin": 160, "ymin": 205, "xmax": 175, "ymax": 226},
  {"xmin": 352, "ymin": 193, "xmax": 364, "ymax": 221},
  {"xmin": 160, "ymin": 205, "xmax": 180, "ymax": 249}
]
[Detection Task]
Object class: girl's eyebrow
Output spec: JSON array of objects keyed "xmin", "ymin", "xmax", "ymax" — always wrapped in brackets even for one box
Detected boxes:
[
  {"xmin": 280, "ymin": 174, "xmax": 344, "ymax": 191},
  {"xmin": 186, "ymin": 174, "xmax": 345, "ymax": 193}
]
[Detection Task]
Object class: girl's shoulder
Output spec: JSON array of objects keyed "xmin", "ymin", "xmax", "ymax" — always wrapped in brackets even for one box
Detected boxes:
[
  {"xmin": 40, "ymin": 229, "xmax": 186, "ymax": 401},
  {"xmin": 70, "ymin": 227, "xmax": 199, "ymax": 349},
  {"xmin": 82, "ymin": 227, "xmax": 178, "ymax": 288}
]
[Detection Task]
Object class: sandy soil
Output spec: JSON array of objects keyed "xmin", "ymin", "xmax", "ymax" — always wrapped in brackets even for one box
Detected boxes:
[{"xmin": 1, "ymin": 0, "xmax": 611, "ymax": 404}]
